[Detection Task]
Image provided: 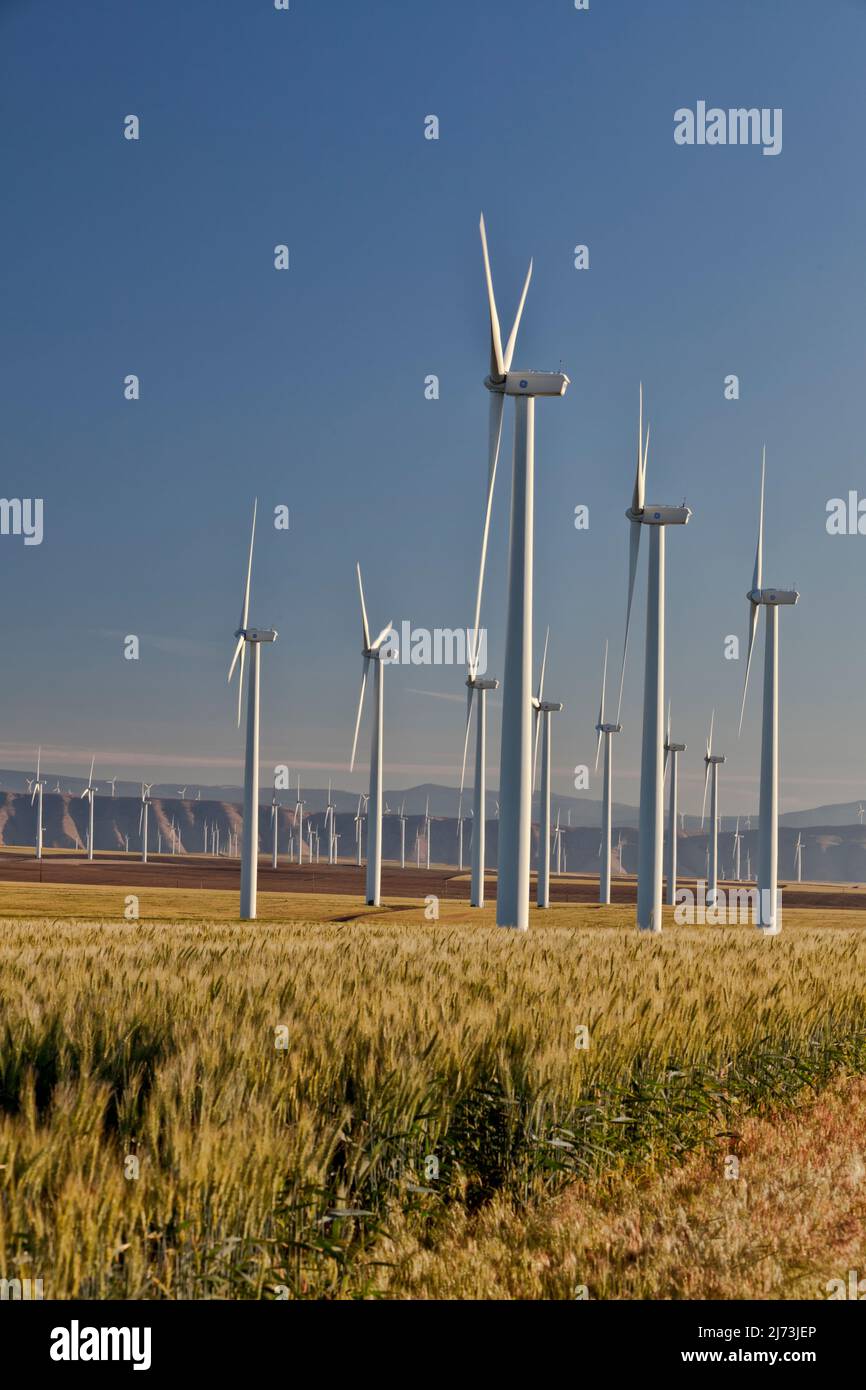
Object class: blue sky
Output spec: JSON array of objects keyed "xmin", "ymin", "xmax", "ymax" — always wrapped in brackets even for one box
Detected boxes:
[{"xmin": 2, "ymin": 0, "xmax": 865, "ymax": 812}]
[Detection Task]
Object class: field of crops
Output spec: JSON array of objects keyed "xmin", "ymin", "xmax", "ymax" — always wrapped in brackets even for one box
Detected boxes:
[{"xmin": 2, "ymin": 912, "xmax": 866, "ymax": 1299}]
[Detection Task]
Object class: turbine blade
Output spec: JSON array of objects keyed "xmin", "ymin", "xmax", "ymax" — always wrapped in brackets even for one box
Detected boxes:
[
  {"xmin": 532, "ymin": 709, "xmax": 542, "ymax": 794},
  {"xmin": 616, "ymin": 520, "xmax": 642, "ymax": 723},
  {"xmin": 738, "ymin": 602, "xmax": 760, "ymax": 735},
  {"xmin": 502, "ymin": 259, "xmax": 533, "ymax": 371},
  {"xmin": 370, "ymin": 621, "xmax": 393, "ymax": 652},
  {"xmin": 459, "ymin": 686, "xmax": 474, "ymax": 797},
  {"xmin": 753, "ymin": 447, "xmax": 765, "ymax": 594},
  {"xmin": 469, "ymin": 392, "xmax": 505, "ymax": 676},
  {"xmin": 707, "ymin": 709, "xmax": 714, "ymax": 758},
  {"xmin": 701, "ymin": 761, "xmax": 711, "ymax": 829},
  {"xmin": 227, "ymin": 632, "xmax": 244, "ymax": 682},
  {"xmin": 632, "ymin": 384, "xmax": 646, "ymax": 515},
  {"xmin": 597, "ymin": 639, "xmax": 608, "ymax": 729},
  {"xmin": 349, "ymin": 657, "xmax": 370, "ymax": 771},
  {"xmin": 479, "ymin": 213, "xmax": 505, "ymax": 377},
  {"xmin": 236, "ymin": 642, "xmax": 246, "ymax": 728},
  {"xmin": 240, "ymin": 498, "xmax": 257, "ymax": 634},
  {"xmin": 537, "ymin": 626, "xmax": 550, "ymax": 704},
  {"xmin": 356, "ymin": 562, "xmax": 371, "ymax": 651},
  {"xmin": 36, "ymin": 746, "xmax": 41, "ymax": 780}
]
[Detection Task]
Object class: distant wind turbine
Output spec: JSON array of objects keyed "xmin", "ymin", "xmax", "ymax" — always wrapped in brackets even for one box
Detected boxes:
[
  {"xmin": 139, "ymin": 783, "xmax": 152, "ymax": 863},
  {"xmin": 595, "ymin": 639, "xmax": 622, "ymax": 905},
  {"xmin": 794, "ymin": 832, "xmax": 803, "ymax": 882},
  {"xmin": 531, "ymin": 627, "xmax": 563, "ymax": 909},
  {"xmin": 227, "ymin": 499, "xmax": 278, "ymax": 919},
  {"xmin": 81, "ymin": 757, "xmax": 97, "ymax": 861},
  {"xmin": 739, "ymin": 450, "xmax": 799, "ymax": 931},
  {"xmin": 701, "ymin": 712, "xmax": 725, "ymax": 908},
  {"xmin": 663, "ymin": 703, "xmax": 686, "ymax": 905},
  {"xmin": 31, "ymin": 748, "xmax": 46, "ymax": 861},
  {"xmin": 349, "ymin": 563, "xmax": 393, "ymax": 906},
  {"xmin": 617, "ymin": 384, "xmax": 691, "ymax": 931}
]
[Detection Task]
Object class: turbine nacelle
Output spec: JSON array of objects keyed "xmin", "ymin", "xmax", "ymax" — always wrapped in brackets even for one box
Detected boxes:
[
  {"xmin": 535, "ymin": 700, "xmax": 564, "ymax": 713},
  {"xmin": 235, "ymin": 627, "xmax": 278, "ymax": 643},
  {"xmin": 665, "ymin": 740, "xmax": 687, "ymax": 753},
  {"xmin": 747, "ymin": 587, "xmax": 799, "ymax": 607},
  {"xmin": 484, "ymin": 371, "xmax": 570, "ymax": 398},
  {"xmin": 597, "ymin": 721, "xmax": 622, "ymax": 735},
  {"xmin": 626, "ymin": 504, "xmax": 692, "ymax": 527},
  {"xmin": 467, "ymin": 675, "xmax": 499, "ymax": 691},
  {"xmin": 705, "ymin": 754, "xmax": 726, "ymax": 766}
]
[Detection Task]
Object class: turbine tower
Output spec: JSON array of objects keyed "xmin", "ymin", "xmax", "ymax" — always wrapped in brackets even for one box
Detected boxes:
[
  {"xmin": 663, "ymin": 703, "xmax": 686, "ymax": 905},
  {"xmin": 595, "ymin": 640, "xmax": 622, "ymax": 905},
  {"xmin": 700, "ymin": 712, "xmax": 725, "ymax": 908},
  {"xmin": 294, "ymin": 777, "xmax": 305, "ymax": 865},
  {"xmin": 324, "ymin": 780, "xmax": 336, "ymax": 864},
  {"xmin": 227, "ymin": 499, "xmax": 278, "ymax": 920},
  {"xmin": 531, "ymin": 628, "xmax": 563, "ymax": 910},
  {"xmin": 31, "ymin": 748, "xmax": 46, "ymax": 861},
  {"xmin": 739, "ymin": 451, "xmax": 799, "ymax": 932},
  {"xmin": 794, "ymin": 831, "xmax": 803, "ymax": 883},
  {"xmin": 349, "ymin": 563, "xmax": 393, "ymax": 907},
  {"xmin": 270, "ymin": 790, "xmax": 280, "ymax": 869},
  {"xmin": 81, "ymin": 757, "xmax": 96, "ymax": 862},
  {"xmin": 617, "ymin": 385, "xmax": 691, "ymax": 932},
  {"xmin": 398, "ymin": 800, "xmax": 407, "ymax": 869},
  {"xmin": 475, "ymin": 215, "xmax": 569, "ymax": 930}
]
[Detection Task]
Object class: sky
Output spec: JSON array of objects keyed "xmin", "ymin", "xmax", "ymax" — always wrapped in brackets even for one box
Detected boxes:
[{"xmin": 2, "ymin": 0, "xmax": 866, "ymax": 813}]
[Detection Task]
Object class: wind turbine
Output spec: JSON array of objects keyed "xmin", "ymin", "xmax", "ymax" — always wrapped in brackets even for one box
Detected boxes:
[
  {"xmin": 553, "ymin": 809, "xmax": 562, "ymax": 876},
  {"xmin": 398, "ymin": 800, "xmax": 407, "ymax": 869},
  {"xmin": 733, "ymin": 817, "xmax": 742, "ymax": 881},
  {"xmin": 107, "ymin": 776, "xmax": 117, "ymax": 798},
  {"xmin": 700, "ymin": 712, "xmax": 725, "ymax": 908},
  {"xmin": 324, "ymin": 780, "xmax": 336, "ymax": 863},
  {"xmin": 663, "ymin": 703, "xmax": 686, "ymax": 906},
  {"xmin": 349, "ymin": 563, "xmax": 393, "ymax": 907},
  {"xmin": 354, "ymin": 794, "xmax": 365, "ymax": 866},
  {"xmin": 859, "ymin": 805, "xmax": 864, "ymax": 826},
  {"xmin": 739, "ymin": 450, "xmax": 799, "ymax": 931},
  {"xmin": 456, "ymin": 796, "xmax": 465, "ymax": 872},
  {"xmin": 81, "ymin": 758, "xmax": 97, "ymax": 861},
  {"xmin": 227, "ymin": 499, "xmax": 278, "ymax": 919},
  {"xmin": 139, "ymin": 783, "xmax": 152, "ymax": 863},
  {"xmin": 294, "ymin": 777, "xmax": 305, "ymax": 865},
  {"xmin": 177, "ymin": 787, "xmax": 187, "ymax": 800},
  {"xmin": 595, "ymin": 639, "xmax": 622, "ymax": 905},
  {"xmin": 794, "ymin": 832, "xmax": 803, "ymax": 882},
  {"xmin": 474, "ymin": 215, "xmax": 569, "ymax": 930},
  {"xmin": 270, "ymin": 790, "xmax": 280, "ymax": 869},
  {"xmin": 615, "ymin": 831, "xmax": 626, "ymax": 875},
  {"xmin": 531, "ymin": 628, "xmax": 563, "ymax": 910},
  {"xmin": 31, "ymin": 748, "xmax": 46, "ymax": 860},
  {"xmin": 618, "ymin": 385, "xmax": 691, "ymax": 931},
  {"xmin": 424, "ymin": 796, "xmax": 431, "ymax": 870}
]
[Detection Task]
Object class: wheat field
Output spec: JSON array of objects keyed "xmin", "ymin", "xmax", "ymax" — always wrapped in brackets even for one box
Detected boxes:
[{"xmin": 2, "ymin": 910, "xmax": 866, "ymax": 1298}]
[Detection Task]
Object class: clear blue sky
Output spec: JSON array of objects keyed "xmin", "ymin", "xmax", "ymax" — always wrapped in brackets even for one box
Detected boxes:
[{"xmin": 2, "ymin": 0, "xmax": 865, "ymax": 813}]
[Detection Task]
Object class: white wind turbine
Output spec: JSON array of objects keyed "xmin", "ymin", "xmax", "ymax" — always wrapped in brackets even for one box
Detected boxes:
[
  {"xmin": 350, "ymin": 563, "xmax": 393, "ymax": 906},
  {"xmin": 456, "ymin": 795, "xmax": 465, "ymax": 872},
  {"xmin": 531, "ymin": 627, "xmax": 563, "ymax": 910},
  {"xmin": 294, "ymin": 777, "xmax": 305, "ymax": 865},
  {"xmin": 31, "ymin": 748, "xmax": 46, "ymax": 860},
  {"xmin": 553, "ymin": 809, "xmax": 562, "ymax": 876},
  {"xmin": 424, "ymin": 796, "xmax": 431, "ymax": 870},
  {"xmin": 81, "ymin": 757, "xmax": 97, "ymax": 861},
  {"xmin": 107, "ymin": 776, "xmax": 117, "ymax": 798},
  {"xmin": 700, "ymin": 712, "xmax": 725, "ymax": 908},
  {"xmin": 733, "ymin": 817, "xmax": 743, "ymax": 881},
  {"xmin": 663, "ymin": 703, "xmax": 686, "ymax": 906},
  {"xmin": 227, "ymin": 500, "xmax": 277, "ymax": 919},
  {"xmin": 794, "ymin": 832, "xmax": 803, "ymax": 882},
  {"xmin": 595, "ymin": 639, "xmax": 622, "ymax": 905},
  {"xmin": 398, "ymin": 800, "xmax": 407, "ymax": 869},
  {"xmin": 474, "ymin": 215, "xmax": 569, "ymax": 930},
  {"xmin": 859, "ymin": 804, "xmax": 864, "ymax": 826},
  {"xmin": 270, "ymin": 790, "xmax": 280, "ymax": 869},
  {"xmin": 354, "ymin": 794, "xmax": 365, "ymax": 866},
  {"xmin": 139, "ymin": 783, "xmax": 152, "ymax": 863},
  {"xmin": 739, "ymin": 451, "xmax": 799, "ymax": 932},
  {"xmin": 324, "ymin": 780, "xmax": 336, "ymax": 864},
  {"xmin": 617, "ymin": 385, "xmax": 691, "ymax": 932}
]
